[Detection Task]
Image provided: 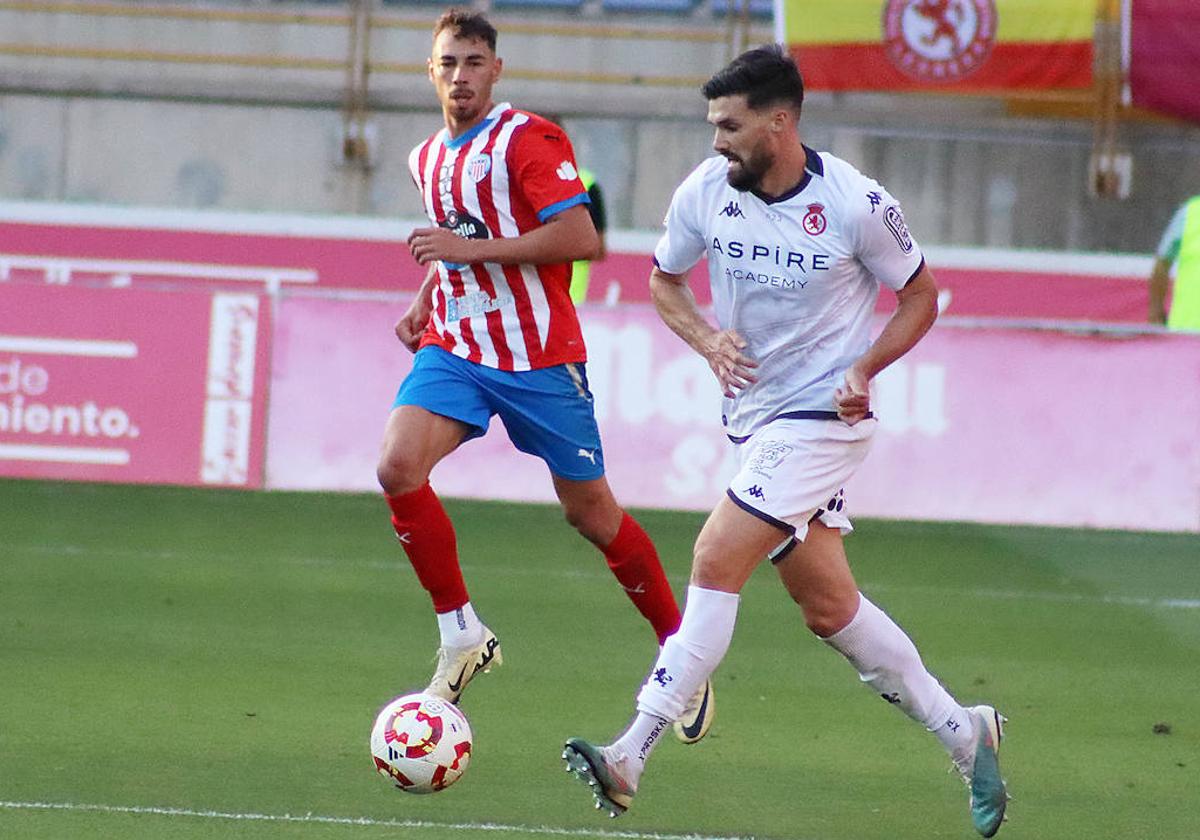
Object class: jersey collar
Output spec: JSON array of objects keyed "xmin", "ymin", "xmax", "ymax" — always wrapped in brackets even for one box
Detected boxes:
[
  {"xmin": 442, "ymin": 102, "xmax": 511, "ymax": 150},
  {"xmin": 750, "ymin": 145, "xmax": 824, "ymax": 205}
]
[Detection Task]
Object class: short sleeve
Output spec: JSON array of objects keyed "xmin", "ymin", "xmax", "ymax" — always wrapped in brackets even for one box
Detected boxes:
[
  {"xmin": 510, "ymin": 124, "xmax": 590, "ymax": 223},
  {"xmin": 407, "ymin": 145, "xmax": 421, "ymax": 189},
  {"xmin": 653, "ymin": 171, "xmax": 707, "ymax": 276},
  {"xmin": 852, "ymin": 183, "xmax": 925, "ymax": 292}
]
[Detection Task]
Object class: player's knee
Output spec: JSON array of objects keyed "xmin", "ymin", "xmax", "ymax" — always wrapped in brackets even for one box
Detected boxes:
[
  {"xmin": 562, "ymin": 503, "xmax": 602, "ymax": 542},
  {"xmin": 562, "ymin": 500, "xmax": 621, "ymax": 546},
  {"xmin": 801, "ymin": 599, "xmax": 857, "ymax": 638},
  {"xmin": 376, "ymin": 453, "xmax": 429, "ymax": 496}
]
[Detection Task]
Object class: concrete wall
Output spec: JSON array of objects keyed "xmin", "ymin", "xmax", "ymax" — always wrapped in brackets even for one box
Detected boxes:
[{"xmin": 3, "ymin": 0, "xmax": 1200, "ymax": 252}]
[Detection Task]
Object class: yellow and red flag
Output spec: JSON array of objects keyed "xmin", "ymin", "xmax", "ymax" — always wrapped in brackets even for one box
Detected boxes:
[{"xmin": 783, "ymin": 0, "xmax": 1095, "ymax": 92}]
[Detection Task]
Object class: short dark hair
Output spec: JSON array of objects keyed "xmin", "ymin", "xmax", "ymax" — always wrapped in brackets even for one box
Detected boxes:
[
  {"xmin": 702, "ymin": 44, "xmax": 804, "ymax": 114},
  {"xmin": 433, "ymin": 8, "xmax": 498, "ymax": 52}
]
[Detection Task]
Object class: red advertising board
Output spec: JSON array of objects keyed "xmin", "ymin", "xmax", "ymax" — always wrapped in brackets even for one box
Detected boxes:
[{"xmin": 0, "ymin": 283, "xmax": 270, "ymax": 487}]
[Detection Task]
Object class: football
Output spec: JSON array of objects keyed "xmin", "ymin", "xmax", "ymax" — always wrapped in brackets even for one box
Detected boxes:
[{"xmin": 369, "ymin": 692, "xmax": 473, "ymax": 794}]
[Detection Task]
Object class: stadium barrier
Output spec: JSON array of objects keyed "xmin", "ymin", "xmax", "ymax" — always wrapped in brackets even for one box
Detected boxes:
[
  {"xmin": 265, "ymin": 290, "xmax": 1200, "ymax": 533},
  {"xmin": 1, "ymin": 202, "xmax": 1196, "ymax": 531},
  {"xmin": 0, "ymin": 282, "xmax": 271, "ymax": 487}
]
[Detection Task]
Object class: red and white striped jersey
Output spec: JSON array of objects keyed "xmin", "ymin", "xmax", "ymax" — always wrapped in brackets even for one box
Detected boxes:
[{"xmin": 407, "ymin": 102, "xmax": 591, "ymax": 371}]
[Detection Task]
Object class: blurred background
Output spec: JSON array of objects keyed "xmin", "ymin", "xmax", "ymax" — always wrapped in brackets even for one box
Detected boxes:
[{"xmin": 1, "ymin": 0, "xmax": 1198, "ymax": 248}]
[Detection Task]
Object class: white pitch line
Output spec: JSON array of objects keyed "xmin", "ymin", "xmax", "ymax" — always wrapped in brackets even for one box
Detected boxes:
[
  {"xmin": 0, "ymin": 801, "xmax": 760, "ymax": 840},
  {"xmin": 0, "ymin": 335, "xmax": 137, "ymax": 358},
  {"xmin": 0, "ymin": 444, "xmax": 130, "ymax": 465}
]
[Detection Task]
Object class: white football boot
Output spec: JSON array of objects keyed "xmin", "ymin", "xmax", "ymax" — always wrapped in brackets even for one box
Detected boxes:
[{"xmin": 426, "ymin": 626, "xmax": 502, "ymax": 704}]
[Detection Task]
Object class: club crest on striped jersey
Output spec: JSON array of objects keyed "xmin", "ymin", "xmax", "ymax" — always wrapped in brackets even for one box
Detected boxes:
[
  {"xmin": 883, "ymin": 0, "xmax": 996, "ymax": 84},
  {"xmin": 466, "ymin": 154, "xmax": 492, "ymax": 183}
]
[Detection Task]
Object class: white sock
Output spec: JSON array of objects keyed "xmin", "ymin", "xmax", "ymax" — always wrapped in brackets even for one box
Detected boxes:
[
  {"xmin": 607, "ymin": 585, "xmax": 739, "ymax": 778},
  {"xmin": 936, "ymin": 707, "xmax": 977, "ymax": 758},
  {"xmin": 607, "ymin": 712, "xmax": 670, "ymax": 788},
  {"xmin": 436, "ymin": 602, "xmax": 483, "ymax": 648},
  {"xmin": 822, "ymin": 593, "xmax": 969, "ymax": 754}
]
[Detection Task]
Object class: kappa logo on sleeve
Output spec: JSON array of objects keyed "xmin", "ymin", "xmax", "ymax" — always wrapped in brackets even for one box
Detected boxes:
[
  {"xmin": 884, "ymin": 205, "xmax": 914, "ymax": 253},
  {"xmin": 555, "ymin": 161, "xmax": 579, "ymax": 181}
]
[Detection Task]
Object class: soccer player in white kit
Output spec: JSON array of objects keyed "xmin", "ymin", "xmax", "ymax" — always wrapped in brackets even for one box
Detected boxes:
[{"xmin": 562, "ymin": 45, "xmax": 1009, "ymax": 837}]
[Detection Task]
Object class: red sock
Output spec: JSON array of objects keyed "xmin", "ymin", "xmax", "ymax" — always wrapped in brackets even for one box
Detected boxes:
[
  {"xmin": 603, "ymin": 513, "xmax": 682, "ymax": 644},
  {"xmin": 385, "ymin": 483, "xmax": 468, "ymax": 614}
]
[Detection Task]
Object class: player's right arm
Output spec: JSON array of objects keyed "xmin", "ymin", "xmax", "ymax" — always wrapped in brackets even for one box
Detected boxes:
[
  {"xmin": 1148, "ymin": 202, "xmax": 1186, "ymax": 325},
  {"xmin": 1149, "ymin": 257, "xmax": 1171, "ymax": 325},
  {"xmin": 651, "ymin": 160, "xmax": 756, "ymax": 398},
  {"xmin": 395, "ymin": 264, "xmax": 439, "ymax": 353},
  {"xmin": 650, "ymin": 267, "xmax": 758, "ymax": 399}
]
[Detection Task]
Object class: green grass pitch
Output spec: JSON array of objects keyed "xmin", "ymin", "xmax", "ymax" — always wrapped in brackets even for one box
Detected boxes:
[{"xmin": 1, "ymin": 478, "xmax": 1197, "ymax": 839}]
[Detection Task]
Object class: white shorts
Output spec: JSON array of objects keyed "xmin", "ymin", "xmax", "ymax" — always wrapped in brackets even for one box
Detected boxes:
[{"xmin": 726, "ymin": 417, "xmax": 877, "ymax": 542}]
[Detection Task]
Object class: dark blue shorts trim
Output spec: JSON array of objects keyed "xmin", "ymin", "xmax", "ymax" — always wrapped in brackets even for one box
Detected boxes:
[
  {"xmin": 725, "ymin": 488, "xmax": 795, "ymax": 536},
  {"xmin": 726, "ymin": 410, "xmax": 874, "ymax": 444},
  {"xmin": 767, "ymin": 536, "xmax": 799, "ymax": 565}
]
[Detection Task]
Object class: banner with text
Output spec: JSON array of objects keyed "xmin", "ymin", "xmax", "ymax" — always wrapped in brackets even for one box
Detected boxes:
[
  {"xmin": 0, "ymin": 283, "xmax": 270, "ymax": 486},
  {"xmin": 267, "ymin": 292, "xmax": 1200, "ymax": 533},
  {"xmin": 784, "ymin": 0, "xmax": 1095, "ymax": 92}
]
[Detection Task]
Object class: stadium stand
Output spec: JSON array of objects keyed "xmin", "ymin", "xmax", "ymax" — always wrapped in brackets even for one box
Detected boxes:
[
  {"xmin": 599, "ymin": 0, "xmax": 699, "ymax": 13},
  {"xmin": 491, "ymin": 0, "xmax": 588, "ymax": 9},
  {"xmin": 711, "ymin": 0, "xmax": 774, "ymax": 18}
]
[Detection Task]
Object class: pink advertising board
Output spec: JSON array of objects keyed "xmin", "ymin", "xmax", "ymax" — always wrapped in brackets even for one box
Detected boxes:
[
  {"xmin": 267, "ymin": 292, "xmax": 1200, "ymax": 532},
  {"xmin": 0, "ymin": 283, "xmax": 270, "ymax": 487}
]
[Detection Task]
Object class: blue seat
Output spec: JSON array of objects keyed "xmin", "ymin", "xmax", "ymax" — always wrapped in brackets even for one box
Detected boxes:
[
  {"xmin": 711, "ymin": 0, "xmax": 774, "ymax": 18},
  {"xmin": 491, "ymin": 0, "xmax": 586, "ymax": 8},
  {"xmin": 601, "ymin": 0, "xmax": 697, "ymax": 11}
]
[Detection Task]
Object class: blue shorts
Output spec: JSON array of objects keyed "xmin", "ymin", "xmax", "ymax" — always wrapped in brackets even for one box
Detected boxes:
[{"xmin": 393, "ymin": 346, "xmax": 605, "ymax": 481}]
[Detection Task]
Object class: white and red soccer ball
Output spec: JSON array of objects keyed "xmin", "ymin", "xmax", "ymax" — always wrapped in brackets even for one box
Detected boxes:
[{"xmin": 370, "ymin": 692, "xmax": 473, "ymax": 794}]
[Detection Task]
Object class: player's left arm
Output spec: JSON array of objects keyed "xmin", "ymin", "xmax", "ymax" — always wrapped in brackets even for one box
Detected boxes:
[
  {"xmin": 835, "ymin": 264, "xmax": 938, "ymax": 425},
  {"xmin": 407, "ymin": 204, "xmax": 598, "ymax": 267}
]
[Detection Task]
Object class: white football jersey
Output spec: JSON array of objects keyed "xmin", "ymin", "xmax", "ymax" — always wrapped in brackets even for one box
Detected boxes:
[{"xmin": 653, "ymin": 147, "xmax": 925, "ymax": 439}]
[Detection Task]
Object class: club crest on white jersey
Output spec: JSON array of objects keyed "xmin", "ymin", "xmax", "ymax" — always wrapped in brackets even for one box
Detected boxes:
[{"xmin": 654, "ymin": 146, "xmax": 925, "ymax": 438}]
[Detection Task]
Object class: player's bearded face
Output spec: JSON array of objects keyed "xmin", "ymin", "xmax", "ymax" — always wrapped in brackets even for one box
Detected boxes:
[
  {"xmin": 723, "ymin": 142, "xmax": 774, "ymax": 192},
  {"xmin": 708, "ymin": 96, "xmax": 775, "ymax": 192},
  {"xmin": 429, "ymin": 32, "xmax": 501, "ymax": 126}
]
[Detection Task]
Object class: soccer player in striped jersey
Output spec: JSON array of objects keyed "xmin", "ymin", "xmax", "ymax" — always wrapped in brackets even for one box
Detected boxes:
[
  {"xmin": 563, "ymin": 45, "xmax": 1008, "ymax": 836},
  {"xmin": 380, "ymin": 9, "xmax": 711, "ymax": 742}
]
